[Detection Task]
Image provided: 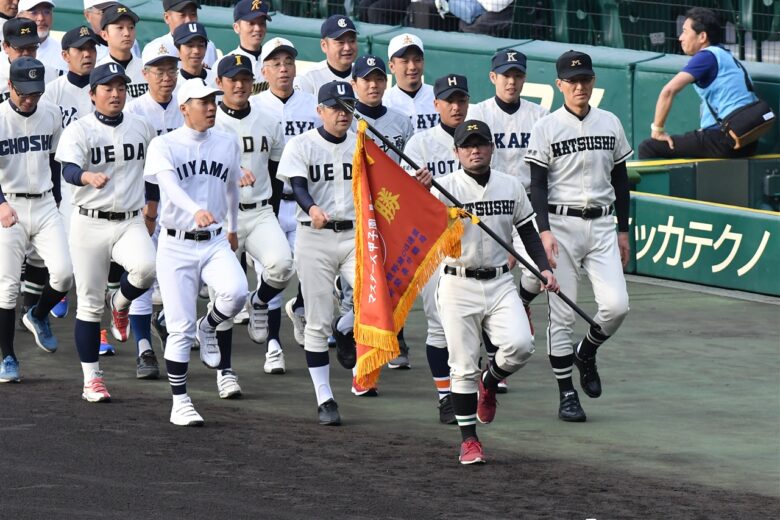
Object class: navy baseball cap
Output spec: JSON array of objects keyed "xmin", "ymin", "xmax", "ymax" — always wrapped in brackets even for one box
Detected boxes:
[
  {"xmin": 100, "ymin": 4, "xmax": 139, "ymax": 29},
  {"xmin": 2, "ymin": 18, "xmax": 41, "ymax": 48},
  {"xmin": 318, "ymin": 81, "xmax": 356, "ymax": 108},
  {"xmin": 352, "ymin": 55, "xmax": 385, "ymax": 79},
  {"xmin": 233, "ymin": 0, "xmax": 271, "ymax": 22},
  {"xmin": 320, "ymin": 14, "xmax": 356, "ymax": 39},
  {"xmin": 492, "ymin": 49, "xmax": 527, "ymax": 74},
  {"xmin": 218, "ymin": 54, "xmax": 254, "ymax": 78},
  {"xmin": 433, "ymin": 74, "xmax": 469, "ymax": 100},
  {"xmin": 556, "ymin": 50, "xmax": 594, "ymax": 79},
  {"xmin": 89, "ymin": 62, "xmax": 131, "ymax": 89},
  {"xmin": 61, "ymin": 25, "xmax": 99, "ymax": 50},
  {"xmin": 454, "ymin": 120, "xmax": 492, "ymax": 147},
  {"xmin": 163, "ymin": 0, "xmax": 199, "ymax": 12},
  {"xmin": 173, "ymin": 22, "xmax": 208, "ymax": 46},
  {"xmin": 9, "ymin": 57, "xmax": 45, "ymax": 95}
]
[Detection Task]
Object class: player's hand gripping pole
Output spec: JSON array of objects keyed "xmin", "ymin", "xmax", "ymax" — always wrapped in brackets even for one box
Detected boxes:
[{"xmin": 338, "ymin": 99, "xmax": 602, "ymax": 332}]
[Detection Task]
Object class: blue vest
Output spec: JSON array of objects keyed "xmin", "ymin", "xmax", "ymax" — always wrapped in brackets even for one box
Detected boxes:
[{"xmin": 693, "ymin": 46, "xmax": 756, "ymax": 129}]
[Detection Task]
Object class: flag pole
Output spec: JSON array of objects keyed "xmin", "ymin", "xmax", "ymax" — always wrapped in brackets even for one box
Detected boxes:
[{"xmin": 340, "ymin": 100, "xmax": 602, "ymax": 332}]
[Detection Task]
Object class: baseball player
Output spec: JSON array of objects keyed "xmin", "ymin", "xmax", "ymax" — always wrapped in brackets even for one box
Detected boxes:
[
  {"xmin": 434, "ymin": 119, "xmax": 557, "ymax": 464},
  {"xmin": 226, "ymin": 0, "xmax": 271, "ymax": 95},
  {"xmin": 383, "ymin": 33, "xmax": 439, "ymax": 133},
  {"xmin": 276, "ymin": 81, "xmax": 359, "ymax": 426},
  {"xmin": 172, "ymin": 22, "xmax": 216, "ymax": 87},
  {"xmin": 403, "ymin": 73, "xmax": 469, "ymax": 424},
  {"xmin": 468, "ymin": 49, "xmax": 550, "ymax": 392},
  {"xmin": 55, "ymin": 62, "xmax": 157, "ymax": 402},
  {"xmin": 144, "ymin": 78, "xmax": 247, "ymax": 426},
  {"xmin": 252, "ymin": 37, "xmax": 319, "ymax": 349},
  {"xmin": 0, "ymin": 57, "xmax": 72, "ymax": 382},
  {"xmin": 525, "ymin": 50, "xmax": 632, "ymax": 422},
  {"xmin": 0, "ymin": 1, "xmax": 18, "ymax": 35},
  {"xmin": 214, "ymin": 54, "xmax": 292, "ymax": 378},
  {"xmin": 1, "ymin": 17, "xmax": 59, "ymax": 104},
  {"xmin": 82, "ymin": 0, "xmax": 141, "ymax": 62},
  {"xmin": 142, "ymin": 0, "xmax": 218, "ymax": 69},
  {"xmin": 16, "ymin": 0, "xmax": 66, "ymax": 71},
  {"xmin": 294, "ymin": 15, "xmax": 357, "ymax": 96},
  {"xmin": 96, "ymin": 3, "xmax": 147, "ymax": 98},
  {"xmin": 123, "ymin": 44, "xmax": 183, "ymax": 380}
]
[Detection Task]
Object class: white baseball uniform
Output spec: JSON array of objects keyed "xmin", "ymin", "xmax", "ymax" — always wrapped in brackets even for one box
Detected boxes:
[
  {"xmin": 97, "ymin": 54, "xmax": 148, "ymax": 98},
  {"xmin": 294, "ymin": 60, "xmax": 352, "ymax": 96},
  {"xmin": 55, "ymin": 111, "xmax": 157, "ymax": 322},
  {"xmin": 352, "ymin": 104, "xmax": 414, "ymax": 164},
  {"xmin": 433, "ymin": 169, "xmax": 536, "ymax": 394},
  {"xmin": 143, "ymin": 33, "xmax": 218, "ymax": 69},
  {"xmin": 276, "ymin": 127, "xmax": 356, "ymax": 353},
  {"xmin": 384, "ymin": 83, "xmax": 439, "ymax": 133},
  {"xmin": 525, "ymin": 106, "xmax": 632, "ymax": 356},
  {"xmin": 0, "ymin": 99, "xmax": 72, "ymax": 309},
  {"xmin": 0, "ymin": 55, "xmax": 60, "ymax": 104},
  {"xmin": 35, "ymin": 36, "xmax": 67, "ymax": 72},
  {"xmin": 144, "ymin": 125, "xmax": 247, "ymax": 364}
]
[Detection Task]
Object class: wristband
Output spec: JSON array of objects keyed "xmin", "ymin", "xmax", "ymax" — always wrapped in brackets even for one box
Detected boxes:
[{"xmin": 651, "ymin": 123, "xmax": 665, "ymax": 133}]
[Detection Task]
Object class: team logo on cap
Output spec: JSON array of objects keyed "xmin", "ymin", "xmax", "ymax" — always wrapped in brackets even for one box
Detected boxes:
[
  {"xmin": 20, "ymin": 27, "xmax": 31, "ymax": 35},
  {"xmin": 571, "ymin": 59, "xmax": 581, "ymax": 66},
  {"xmin": 402, "ymin": 34, "xmax": 414, "ymax": 45},
  {"xmin": 366, "ymin": 57, "xmax": 376, "ymax": 66},
  {"xmin": 187, "ymin": 23, "xmax": 197, "ymax": 33},
  {"xmin": 337, "ymin": 18, "xmax": 347, "ymax": 28},
  {"xmin": 109, "ymin": 63, "xmax": 119, "ymax": 73},
  {"xmin": 234, "ymin": 55, "xmax": 243, "ymax": 65},
  {"xmin": 273, "ymin": 38, "xmax": 283, "ymax": 46},
  {"xmin": 466, "ymin": 124, "xmax": 479, "ymax": 131},
  {"xmin": 117, "ymin": 7, "xmax": 127, "ymax": 13},
  {"xmin": 251, "ymin": 0, "xmax": 262, "ymax": 10},
  {"xmin": 80, "ymin": 26, "xmax": 91, "ymax": 37},
  {"xmin": 158, "ymin": 44, "xmax": 167, "ymax": 55},
  {"xmin": 29, "ymin": 69, "xmax": 38, "ymax": 79},
  {"xmin": 506, "ymin": 52, "xmax": 517, "ymax": 62},
  {"xmin": 447, "ymin": 76, "xmax": 458, "ymax": 86},
  {"xmin": 336, "ymin": 84, "xmax": 346, "ymax": 95}
]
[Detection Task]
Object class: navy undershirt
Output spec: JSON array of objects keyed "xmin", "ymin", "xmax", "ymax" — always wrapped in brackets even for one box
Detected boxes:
[
  {"xmin": 495, "ymin": 96, "xmax": 520, "ymax": 114},
  {"xmin": 356, "ymin": 101, "xmax": 386, "ymax": 119}
]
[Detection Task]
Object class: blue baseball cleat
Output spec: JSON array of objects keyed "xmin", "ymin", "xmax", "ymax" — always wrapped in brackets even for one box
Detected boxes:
[
  {"xmin": 50, "ymin": 296, "xmax": 69, "ymax": 318},
  {"xmin": 23, "ymin": 306, "xmax": 58, "ymax": 353}
]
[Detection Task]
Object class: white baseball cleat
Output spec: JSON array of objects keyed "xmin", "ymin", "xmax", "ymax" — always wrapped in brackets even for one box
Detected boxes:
[
  {"xmin": 285, "ymin": 298, "xmax": 305, "ymax": 347},
  {"xmin": 170, "ymin": 396, "xmax": 204, "ymax": 426},
  {"xmin": 217, "ymin": 369, "xmax": 242, "ymax": 399},
  {"xmin": 233, "ymin": 307, "xmax": 250, "ymax": 325},
  {"xmin": 264, "ymin": 344, "xmax": 286, "ymax": 374},
  {"xmin": 246, "ymin": 293, "xmax": 269, "ymax": 344},
  {"xmin": 82, "ymin": 371, "xmax": 111, "ymax": 403},
  {"xmin": 196, "ymin": 317, "xmax": 221, "ymax": 369}
]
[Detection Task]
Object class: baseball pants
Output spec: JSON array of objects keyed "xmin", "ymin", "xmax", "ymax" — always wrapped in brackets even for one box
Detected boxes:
[
  {"xmin": 546, "ymin": 214, "xmax": 630, "ymax": 357},
  {"xmin": 0, "ymin": 195, "xmax": 73, "ymax": 308},
  {"xmin": 128, "ymin": 225, "xmax": 160, "ymax": 316},
  {"xmin": 69, "ymin": 211, "xmax": 156, "ymax": 322},
  {"xmin": 157, "ymin": 231, "xmax": 248, "ymax": 364},
  {"xmin": 437, "ymin": 271, "xmax": 534, "ymax": 394},
  {"xmin": 422, "ymin": 268, "xmax": 447, "ymax": 348},
  {"xmin": 294, "ymin": 225, "xmax": 355, "ymax": 352},
  {"xmin": 238, "ymin": 205, "xmax": 294, "ymax": 291}
]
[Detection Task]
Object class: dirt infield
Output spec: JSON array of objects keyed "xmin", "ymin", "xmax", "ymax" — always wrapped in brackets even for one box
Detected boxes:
[{"xmin": 2, "ymin": 277, "xmax": 779, "ymax": 519}]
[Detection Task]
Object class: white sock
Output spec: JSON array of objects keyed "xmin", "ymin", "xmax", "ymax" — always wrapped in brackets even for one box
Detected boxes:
[
  {"xmin": 81, "ymin": 362, "xmax": 100, "ymax": 383},
  {"xmin": 112, "ymin": 289, "xmax": 131, "ymax": 311},
  {"xmin": 137, "ymin": 338, "xmax": 152, "ymax": 357},
  {"xmin": 308, "ymin": 364, "xmax": 333, "ymax": 405},
  {"xmin": 267, "ymin": 339, "xmax": 281, "ymax": 353},
  {"xmin": 172, "ymin": 393, "xmax": 190, "ymax": 406}
]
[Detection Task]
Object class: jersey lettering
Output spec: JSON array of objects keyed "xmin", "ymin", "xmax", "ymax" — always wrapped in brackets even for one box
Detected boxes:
[
  {"xmin": 60, "ymin": 106, "xmax": 78, "ymax": 127},
  {"xmin": 462, "ymin": 199, "xmax": 515, "ymax": 217},
  {"xmin": 426, "ymin": 160, "xmax": 459, "ymax": 176},
  {"xmin": 175, "ymin": 159, "xmax": 230, "ymax": 182},
  {"xmin": 285, "ymin": 120, "xmax": 315, "ymax": 136},
  {"xmin": 0, "ymin": 134, "xmax": 54, "ymax": 156},
  {"xmin": 494, "ymin": 132, "xmax": 531, "ymax": 149},
  {"xmin": 415, "ymin": 113, "xmax": 440, "ymax": 130},
  {"xmin": 243, "ymin": 136, "xmax": 254, "ymax": 153},
  {"xmin": 0, "ymin": 92, "xmax": 10, "ymax": 103},
  {"xmin": 307, "ymin": 163, "xmax": 353, "ymax": 182},
  {"xmin": 90, "ymin": 143, "xmax": 145, "ymax": 164},
  {"xmin": 550, "ymin": 135, "xmax": 616, "ymax": 158},
  {"xmin": 127, "ymin": 83, "xmax": 149, "ymax": 98}
]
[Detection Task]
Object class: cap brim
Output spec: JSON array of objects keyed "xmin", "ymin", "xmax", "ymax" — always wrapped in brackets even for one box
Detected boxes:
[
  {"xmin": 92, "ymin": 73, "xmax": 132, "ymax": 87},
  {"xmin": 179, "ymin": 87, "xmax": 223, "ymax": 104},
  {"xmin": 324, "ymin": 27, "xmax": 356, "ymax": 39},
  {"xmin": 262, "ymin": 45, "xmax": 297, "ymax": 62},
  {"xmin": 167, "ymin": 1, "xmax": 200, "ymax": 12},
  {"xmin": 455, "ymin": 133, "xmax": 491, "ymax": 147},
  {"xmin": 354, "ymin": 66, "xmax": 385, "ymax": 79},
  {"xmin": 175, "ymin": 34, "xmax": 208, "ymax": 46},
  {"xmin": 144, "ymin": 55, "xmax": 179, "ymax": 66},
  {"xmin": 321, "ymin": 96, "xmax": 356, "ymax": 107},
  {"xmin": 558, "ymin": 68, "xmax": 595, "ymax": 79},
  {"xmin": 102, "ymin": 13, "xmax": 140, "ymax": 29},
  {"xmin": 220, "ymin": 68, "xmax": 254, "ymax": 79},
  {"xmin": 238, "ymin": 12, "xmax": 271, "ymax": 21},
  {"xmin": 390, "ymin": 44, "xmax": 423, "ymax": 59},
  {"xmin": 435, "ymin": 87, "xmax": 469, "ymax": 100},
  {"xmin": 493, "ymin": 63, "xmax": 526, "ymax": 74},
  {"xmin": 12, "ymin": 79, "xmax": 45, "ymax": 95},
  {"xmin": 6, "ymin": 34, "xmax": 41, "ymax": 48},
  {"xmin": 63, "ymin": 35, "xmax": 98, "ymax": 50}
]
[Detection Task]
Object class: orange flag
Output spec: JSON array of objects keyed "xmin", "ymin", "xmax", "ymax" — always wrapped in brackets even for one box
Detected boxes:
[{"xmin": 352, "ymin": 120, "xmax": 463, "ymax": 388}]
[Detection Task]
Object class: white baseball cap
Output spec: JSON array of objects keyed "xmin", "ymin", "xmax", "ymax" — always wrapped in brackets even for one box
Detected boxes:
[
  {"xmin": 260, "ymin": 37, "xmax": 297, "ymax": 63},
  {"xmin": 387, "ymin": 33, "xmax": 424, "ymax": 60},
  {"xmin": 141, "ymin": 41, "xmax": 179, "ymax": 67},
  {"xmin": 83, "ymin": 0, "xmax": 112, "ymax": 9},
  {"xmin": 177, "ymin": 78, "xmax": 222, "ymax": 105},
  {"xmin": 18, "ymin": 0, "xmax": 55, "ymax": 11}
]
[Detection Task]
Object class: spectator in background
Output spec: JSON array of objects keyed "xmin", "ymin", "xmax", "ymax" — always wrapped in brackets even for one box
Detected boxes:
[
  {"xmin": 357, "ymin": 0, "xmax": 410, "ymax": 25},
  {"xmin": 17, "ymin": 0, "xmax": 66, "ymax": 70},
  {"xmin": 639, "ymin": 7, "xmax": 759, "ymax": 159},
  {"xmin": 435, "ymin": 0, "xmax": 513, "ymax": 37}
]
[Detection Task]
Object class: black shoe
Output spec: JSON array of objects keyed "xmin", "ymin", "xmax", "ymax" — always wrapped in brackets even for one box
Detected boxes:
[
  {"xmin": 151, "ymin": 311, "xmax": 168, "ymax": 351},
  {"xmin": 574, "ymin": 351, "xmax": 602, "ymax": 398},
  {"xmin": 331, "ymin": 317, "xmax": 356, "ymax": 369},
  {"xmin": 558, "ymin": 390, "xmax": 587, "ymax": 422},
  {"xmin": 317, "ymin": 398, "xmax": 341, "ymax": 426},
  {"xmin": 438, "ymin": 394, "xmax": 457, "ymax": 424},
  {"xmin": 136, "ymin": 350, "xmax": 160, "ymax": 380}
]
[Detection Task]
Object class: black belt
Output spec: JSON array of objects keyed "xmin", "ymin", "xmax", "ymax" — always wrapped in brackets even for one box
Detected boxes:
[
  {"xmin": 443, "ymin": 264, "xmax": 509, "ymax": 280},
  {"xmin": 301, "ymin": 220, "xmax": 354, "ymax": 232},
  {"xmin": 79, "ymin": 207, "xmax": 140, "ymax": 221},
  {"xmin": 280, "ymin": 193, "xmax": 295, "ymax": 201},
  {"xmin": 239, "ymin": 199, "xmax": 270, "ymax": 211},
  {"xmin": 6, "ymin": 189, "xmax": 52, "ymax": 199},
  {"xmin": 166, "ymin": 228, "xmax": 222, "ymax": 241},
  {"xmin": 548, "ymin": 205, "xmax": 612, "ymax": 219}
]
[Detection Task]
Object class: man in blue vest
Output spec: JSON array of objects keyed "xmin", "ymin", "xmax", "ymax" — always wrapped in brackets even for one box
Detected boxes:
[{"xmin": 639, "ymin": 7, "xmax": 758, "ymax": 159}]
